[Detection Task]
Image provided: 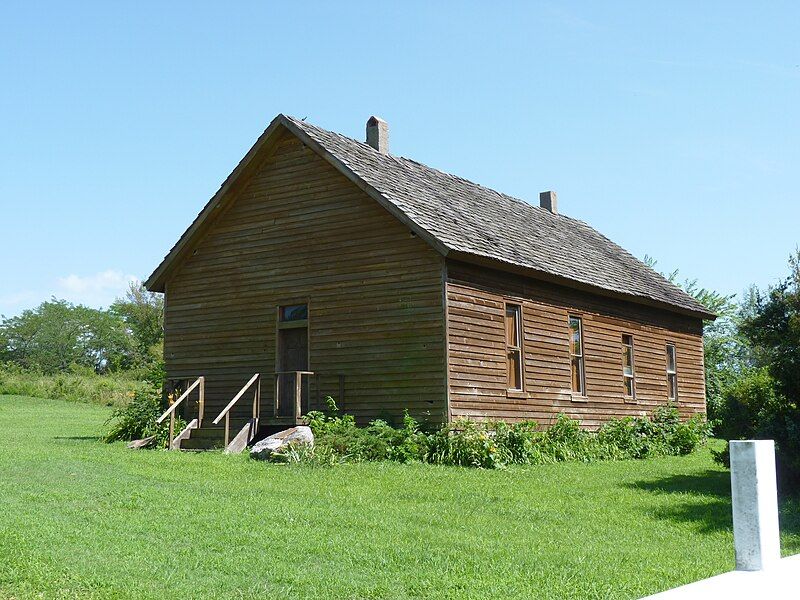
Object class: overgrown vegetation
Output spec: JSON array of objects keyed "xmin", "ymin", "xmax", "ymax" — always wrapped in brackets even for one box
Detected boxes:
[
  {"xmin": 102, "ymin": 387, "xmax": 182, "ymax": 447},
  {"xmin": 0, "ymin": 362, "xmax": 147, "ymax": 408},
  {"xmin": 273, "ymin": 398, "xmax": 709, "ymax": 469}
]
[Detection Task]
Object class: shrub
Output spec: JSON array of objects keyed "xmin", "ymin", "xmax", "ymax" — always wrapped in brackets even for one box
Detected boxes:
[
  {"xmin": 291, "ymin": 399, "xmax": 710, "ymax": 469},
  {"xmin": 305, "ymin": 399, "xmax": 428, "ymax": 462},
  {"xmin": 103, "ymin": 387, "xmax": 182, "ymax": 447},
  {"xmin": 597, "ymin": 406, "xmax": 710, "ymax": 460},
  {"xmin": 714, "ymin": 368, "xmax": 780, "ymax": 441},
  {"xmin": 713, "ymin": 367, "xmax": 800, "ymax": 487},
  {"xmin": 426, "ymin": 419, "xmax": 508, "ymax": 468}
]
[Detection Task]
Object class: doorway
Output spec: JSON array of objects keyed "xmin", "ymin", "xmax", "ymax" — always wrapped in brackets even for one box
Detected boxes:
[{"xmin": 276, "ymin": 304, "xmax": 309, "ymax": 417}]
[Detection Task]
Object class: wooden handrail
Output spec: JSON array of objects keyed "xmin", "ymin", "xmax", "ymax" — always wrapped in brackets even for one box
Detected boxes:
[
  {"xmin": 212, "ymin": 373, "xmax": 259, "ymax": 425},
  {"xmin": 156, "ymin": 377, "xmax": 203, "ymax": 424},
  {"xmin": 213, "ymin": 373, "xmax": 261, "ymax": 449},
  {"xmin": 156, "ymin": 376, "xmax": 205, "ymax": 450}
]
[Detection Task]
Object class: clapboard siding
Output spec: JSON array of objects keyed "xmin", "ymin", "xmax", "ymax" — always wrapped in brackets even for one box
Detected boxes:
[
  {"xmin": 165, "ymin": 132, "xmax": 446, "ymax": 426},
  {"xmin": 446, "ymin": 261, "xmax": 705, "ymax": 428}
]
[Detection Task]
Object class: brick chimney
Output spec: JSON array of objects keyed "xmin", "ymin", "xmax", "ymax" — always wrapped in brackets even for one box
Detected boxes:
[
  {"xmin": 366, "ymin": 116, "xmax": 389, "ymax": 154},
  {"xmin": 539, "ymin": 190, "xmax": 558, "ymax": 214}
]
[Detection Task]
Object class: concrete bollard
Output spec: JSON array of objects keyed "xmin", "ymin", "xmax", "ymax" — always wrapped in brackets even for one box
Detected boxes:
[{"xmin": 729, "ymin": 440, "xmax": 781, "ymax": 571}]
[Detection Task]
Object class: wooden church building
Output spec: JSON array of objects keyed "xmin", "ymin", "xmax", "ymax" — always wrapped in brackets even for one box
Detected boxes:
[{"xmin": 145, "ymin": 114, "xmax": 713, "ymax": 450}]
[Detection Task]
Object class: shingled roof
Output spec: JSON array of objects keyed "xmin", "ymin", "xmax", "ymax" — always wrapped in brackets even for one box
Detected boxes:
[{"xmin": 146, "ymin": 114, "xmax": 714, "ymax": 319}]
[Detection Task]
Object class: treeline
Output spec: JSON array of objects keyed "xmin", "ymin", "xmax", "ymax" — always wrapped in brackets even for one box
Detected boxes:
[
  {"xmin": 0, "ymin": 282, "xmax": 163, "ymax": 406},
  {"xmin": 0, "ymin": 282, "xmax": 163, "ymax": 377},
  {"xmin": 697, "ymin": 251, "xmax": 800, "ymax": 487}
]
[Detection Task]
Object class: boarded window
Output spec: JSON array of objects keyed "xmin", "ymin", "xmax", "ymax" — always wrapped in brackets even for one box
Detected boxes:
[
  {"xmin": 622, "ymin": 334, "xmax": 635, "ymax": 399},
  {"xmin": 505, "ymin": 304, "xmax": 523, "ymax": 390},
  {"xmin": 569, "ymin": 316, "xmax": 585, "ymax": 395},
  {"xmin": 666, "ymin": 343, "xmax": 678, "ymax": 400}
]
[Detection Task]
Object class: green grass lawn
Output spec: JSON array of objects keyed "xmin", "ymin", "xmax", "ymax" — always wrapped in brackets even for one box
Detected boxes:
[{"xmin": 1, "ymin": 396, "xmax": 798, "ymax": 600}]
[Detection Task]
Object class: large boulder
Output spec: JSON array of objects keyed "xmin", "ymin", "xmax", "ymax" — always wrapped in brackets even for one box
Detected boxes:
[{"xmin": 250, "ymin": 426, "xmax": 314, "ymax": 460}]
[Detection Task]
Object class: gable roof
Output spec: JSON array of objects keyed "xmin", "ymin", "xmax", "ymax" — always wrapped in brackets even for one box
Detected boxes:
[{"xmin": 145, "ymin": 114, "xmax": 714, "ymax": 320}]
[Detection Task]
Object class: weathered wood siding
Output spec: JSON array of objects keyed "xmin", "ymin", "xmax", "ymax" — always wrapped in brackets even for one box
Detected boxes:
[
  {"xmin": 446, "ymin": 261, "xmax": 705, "ymax": 428},
  {"xmin": 164, "ymin": 130, "xmax": 447, "ymax": 426}
]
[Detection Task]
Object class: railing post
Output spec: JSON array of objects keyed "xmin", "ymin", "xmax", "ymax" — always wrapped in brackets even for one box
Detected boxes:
[
  {"xmin": 198, "ymin": 376, "xmax": 205, "ymax": 426},
  {"xmin": 730, "ymin": 440, "xmax": 781, "ymax": 571},
  {"xmin": 274, "ymin": 374, "xmax": 279, "ymax": 417},
  {"xmin": 294, "ymin": 371, "xmax": 302, "ymax": 422},
  {"xmin": 169, "ymin": 411, "xmax": 175, "ymax": 451},
  {"xmin": 224, "ymin": 413, "xmax": 230, "ymax": 449},
  {"xmin": 252, "ymin": 376, "xmax": 258, "ymax": 420}
]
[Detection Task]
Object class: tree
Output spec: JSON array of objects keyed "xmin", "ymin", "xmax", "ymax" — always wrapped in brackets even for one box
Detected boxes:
[
  {"xmin": 110, "ymin": 281, "xmax": 164, "ymax": 366},
  {"xmin": 0, "ymin": 299, "xmax": 134, "ymax": 373},
  {"xmin": 643, "ymin": 255, "xmax": 749, "ymax": 418},
  {"xmin": 740, "ymin": 251, "xmax": 800, "ymax": 402},
  {"xmin": 722, "ymin": 251, "xmax": 800, "ymax": 486}
]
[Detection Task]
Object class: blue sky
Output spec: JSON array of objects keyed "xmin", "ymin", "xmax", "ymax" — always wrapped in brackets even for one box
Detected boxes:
[{"xmin": 1, "ymin": 2, "xmax": 798, "ymax": 316}]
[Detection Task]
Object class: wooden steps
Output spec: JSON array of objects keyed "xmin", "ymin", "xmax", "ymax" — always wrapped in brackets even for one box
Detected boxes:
[
  {"xmin": 164, "ymin": 371, "xmax": 309, "ymax": 453},
  {"xmin": 173, "ymin": 417, "xmax": 303, "ymax": 452},
  {"xmin": 177, "ymin": 426, "xmax": 225, "ymax": 451}
]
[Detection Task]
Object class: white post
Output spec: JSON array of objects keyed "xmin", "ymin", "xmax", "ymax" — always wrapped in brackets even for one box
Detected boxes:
[{"xmin": 729, "ymin": 440, "xmax": 781, "ymax": 571}]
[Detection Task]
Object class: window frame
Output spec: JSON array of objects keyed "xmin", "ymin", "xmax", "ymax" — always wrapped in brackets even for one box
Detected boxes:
[
  {"xmin": 622, "ymin": 333, "xmax": 636, "ymax": 401},
  {"xmin": 666, "ymin": 342, "xmax": 678, "ymax": 401},
  {"xmin": 568, "ymin": 315, "xmax": 586, "ymax": 397},
  {"xmin": 277, "ymin": 302, "xmax": 309, "ymax": 330},
  {"xmin": 505, "ymin": 302, "xmax": 524, "ymax": 392}
]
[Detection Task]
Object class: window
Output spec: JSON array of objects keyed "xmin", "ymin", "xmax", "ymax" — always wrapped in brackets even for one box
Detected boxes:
[
  {"xmin": 666, "ymin": 343, "xmax": 678, "ymax": 400},
  {"xmin": 280, "ymin": 304, "xmax": 308, "ymax": 322},
  {"xmin": 622, "ymin": 334, "xmax": 636, "ymax": 399},
  {"xmin": 505, "ymin": 304, "xmax": 523, "ymax": 390},
  {"xmin": 569, "ymin": 316, "xmax": 585, "ymax": 395}
]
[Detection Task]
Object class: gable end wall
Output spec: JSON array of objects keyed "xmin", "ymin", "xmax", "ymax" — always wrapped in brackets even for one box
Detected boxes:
[{"xmin": 164, "ymin": 132, "xmax": 447, "ymax": 426}]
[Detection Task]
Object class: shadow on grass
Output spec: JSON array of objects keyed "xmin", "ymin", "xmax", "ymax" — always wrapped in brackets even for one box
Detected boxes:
[
  {"xmin": 626, "ymin": 470, "xmax": 732, "ymax": 534},
  {"xmin": 632, "ymin": 470, "xmax": 731, "ymax": 498},
  {"xmin": 54, "ymin": 436, "xmax": 100, "ymax": 441},
  {"xmin": 627, "ymin": 470, "xmax": 800, "ymax": 544}
]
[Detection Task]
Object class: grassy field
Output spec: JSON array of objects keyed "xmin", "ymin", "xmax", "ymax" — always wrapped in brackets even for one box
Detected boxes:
[{"xmin": 1, "ymin": 396, "xmax": 798, "ymax": 600}]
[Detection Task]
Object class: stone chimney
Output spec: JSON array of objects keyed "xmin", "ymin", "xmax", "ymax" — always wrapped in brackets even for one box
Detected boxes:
[
  {"xmin": 366, "ymin": 116, "xmax": 389, "ymax": 154},
  {"xmin": 539, "ymin": 190, "xmax": 558, "ymax": 214}
]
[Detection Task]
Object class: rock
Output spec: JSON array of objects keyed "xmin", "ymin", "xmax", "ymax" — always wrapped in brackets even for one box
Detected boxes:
[
  {"xmin": 250, "ymin": 426, "xmax": 314, "ymax": 460},
  {"xmin": 127, "ymin": 435, "xmax": 157, "ymax": 449}
]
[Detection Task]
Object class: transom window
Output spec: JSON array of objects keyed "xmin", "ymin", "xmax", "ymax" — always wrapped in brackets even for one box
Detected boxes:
[
  {"xmin": 666, "ymin": 343, "xmax": 678, "ymax": 400},
  {"xmin": 505, "ymin": 304, "xmax": 523, "ymax": 391},
  {"xmin": 622, "ymin": 334, "xmax": 636, "ymax": 399},
  {"xmin": 280, "ymin": 304, "xmax": 308, "ymax": 322},
  {"xmin": 569, "ymin": 316, "xmax": 585, "ymax": 395}
]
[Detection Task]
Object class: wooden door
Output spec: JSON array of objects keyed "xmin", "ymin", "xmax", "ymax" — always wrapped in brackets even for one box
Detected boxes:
[{"xmin": 277, "ymin": 326, "xmax": 308, "ymax": 417}]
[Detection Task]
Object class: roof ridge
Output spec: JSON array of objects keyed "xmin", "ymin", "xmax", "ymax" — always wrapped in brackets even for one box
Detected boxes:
[
  {"xmin": 284, "ymin": 115, "xmax": 713, "ymax": 317},
  {"xmin": 287, "ymin": 115, "xmax": 589, "ymax": 225}
]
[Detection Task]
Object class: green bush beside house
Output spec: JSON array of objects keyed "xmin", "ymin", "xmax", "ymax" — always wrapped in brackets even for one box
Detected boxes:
[{"xmin": 269, "ymin": 398, "xmax": 710, "ymax": 469}]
